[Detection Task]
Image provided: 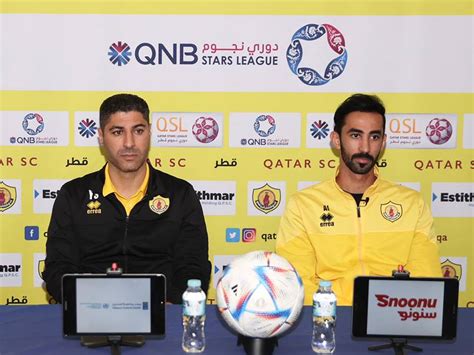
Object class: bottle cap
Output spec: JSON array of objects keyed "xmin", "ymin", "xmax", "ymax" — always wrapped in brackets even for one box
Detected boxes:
[
  {"xmin": 319, "ymin": 280, "xmax": 331, "ymax": 287},
  {"xmin": 187, "ymin": 279, "xmax": 201, "ymax": 288}
]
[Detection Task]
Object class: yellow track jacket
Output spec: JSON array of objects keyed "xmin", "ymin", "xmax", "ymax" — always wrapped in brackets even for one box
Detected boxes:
[{"xmin": 276, "ymin": 170, "xmax": 441, "ymax": 305}]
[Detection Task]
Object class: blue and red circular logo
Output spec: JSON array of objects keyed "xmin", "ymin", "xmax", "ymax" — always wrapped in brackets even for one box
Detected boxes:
[
  {"xmin": 22, "ymin": 113, "xmax": 44, "ymax": 136},
  {"xmin": 287, "ymin": 24, "xmax": 348, "ymax": 86},
  {"xmin": 254, "ymin": 115, "xmax": 276, "ymax": 137},
  {"xmin": 108, "ymin": 41, "xmax": 131, "ymax": 66}
]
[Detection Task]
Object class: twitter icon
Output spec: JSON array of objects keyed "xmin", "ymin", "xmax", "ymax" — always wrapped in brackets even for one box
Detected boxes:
[{"xmin": 226, "ymin": 228, "xmax": 240, "ymax": 243}]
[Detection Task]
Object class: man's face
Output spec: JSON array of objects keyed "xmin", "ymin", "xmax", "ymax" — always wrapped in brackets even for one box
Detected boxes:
[
  {"xmin": 331, "ymin": 111, "xmax": 386, "ymax": 175},
  {"xmin": 98, "ymin": 111, "xmax": 150, "ymax": 174}
]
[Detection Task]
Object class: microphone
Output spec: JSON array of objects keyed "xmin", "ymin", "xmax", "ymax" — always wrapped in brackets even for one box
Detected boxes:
[{"xmin": 360, "ymin": 197, "xmax": 370, "ymax": 207}]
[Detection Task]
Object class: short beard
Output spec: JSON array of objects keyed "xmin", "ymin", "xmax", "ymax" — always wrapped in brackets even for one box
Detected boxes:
[{"xmin": 341, "ymin": 145, "xmax": 379, "ymax": 175}]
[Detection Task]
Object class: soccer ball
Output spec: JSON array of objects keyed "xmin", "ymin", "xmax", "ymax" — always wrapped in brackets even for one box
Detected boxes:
[
  {"xmin": 425, "ymin": 118, "xmax": 453, "ymax": 145},
  {"xmin": 216, "ymin": 250, "xmax": 304, "ymax": 338},
  {"xmin": 192, "ymin": 117, "xmax": 219, "ymax": 143}
]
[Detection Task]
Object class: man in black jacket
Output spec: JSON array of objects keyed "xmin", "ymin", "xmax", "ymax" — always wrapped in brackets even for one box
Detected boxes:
[{"xmin": 43, "ymin": 93, "xmax": 211, "ymax": 304}]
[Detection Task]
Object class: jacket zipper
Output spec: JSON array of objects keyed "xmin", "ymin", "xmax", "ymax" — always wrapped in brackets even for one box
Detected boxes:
[
  {"xmin": 356, "ymin": 202, "xmax": 366, "ymax": 275},
  {"xmin": 123, "ymin": 215, "xmax": 129, "ymax": 271}
]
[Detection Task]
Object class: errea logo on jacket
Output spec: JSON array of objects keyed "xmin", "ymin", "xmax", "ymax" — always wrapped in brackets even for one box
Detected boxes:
[{"xmin": 87, "ymin": 189, "xmax": 101, "ymax": 215}]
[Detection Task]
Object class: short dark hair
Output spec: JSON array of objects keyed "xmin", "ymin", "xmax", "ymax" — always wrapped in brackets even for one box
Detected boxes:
[
  {"xmin": 333, "ymin": 93, "xmax": 386, "ymax": 135},
  {"xmin": 99, "ymin": 93, "xmax": 150, "ymax": 129}
]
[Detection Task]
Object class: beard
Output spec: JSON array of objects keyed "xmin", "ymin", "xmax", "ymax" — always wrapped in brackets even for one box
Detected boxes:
[{"xmin": 340, "ymin": 145, "xmax": 379, "ymax": 175}]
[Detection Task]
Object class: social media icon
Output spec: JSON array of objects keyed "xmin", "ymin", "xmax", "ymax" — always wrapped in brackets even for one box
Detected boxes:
[
  {"xmin": 226, "ymin": 228, "xmax": 240, "ymax": 243},
  {"xmin": 242, "ymin": 228, "xmax": 256, "ymax": 242},
  {"xmin": 25, "ymin": 226, "xmax": 39, "ymax": 240}
]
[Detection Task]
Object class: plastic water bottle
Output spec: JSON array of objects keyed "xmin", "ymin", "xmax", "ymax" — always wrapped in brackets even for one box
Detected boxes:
[
  {"xmin": 311, "ymin": 280, "xmax": 337, "ymax": 353},
  {"xmin": 182, "ymin": 279, "xmax": 206, "ymax": 353}
]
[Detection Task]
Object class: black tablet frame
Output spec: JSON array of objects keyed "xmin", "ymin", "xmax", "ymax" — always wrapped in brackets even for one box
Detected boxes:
[
  {"xmin": 62, "ymin": 273, "xmax": 166, "ymax": 338},
  {"xmin": 352, "ymin": 276, "xmax": 458, "ymax": 340}
]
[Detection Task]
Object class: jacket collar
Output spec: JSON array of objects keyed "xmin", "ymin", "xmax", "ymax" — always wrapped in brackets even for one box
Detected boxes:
[{"xmin": 332, "ymin": 165, "xmax": 381, "ymax": 196}]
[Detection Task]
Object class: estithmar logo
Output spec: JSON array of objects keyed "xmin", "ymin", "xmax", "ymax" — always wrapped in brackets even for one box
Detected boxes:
[{"xmin": 108, "ymin": 41, "xmax": 131, "ymax": 66}]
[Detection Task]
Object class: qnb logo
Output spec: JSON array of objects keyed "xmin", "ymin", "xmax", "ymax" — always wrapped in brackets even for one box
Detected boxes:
[
  {"xmin": 22, "ymin": 113, "xmax": 44, "ymax": 136},
  {"xmin": 192, "ymin": 117, "xmax": 219, "ymax": 143},
  {"xmin": 375, "ymin": 294, "xmax": 438, "ymax": 321},
  {"xmin": 108, "ymin": 41, "xmax": 198, "ymax": 66},
  {"xmin": 425, "ymin": 118, "xmax": 453, "ymax": 145},
  {"xmin": 78, "ymin": 118, "xmax": 98, "ymax": 138},
  {"xmin": 286, "ymin": 23, "xmax": 347, "ymax": 86},
  {"xmin": 108, "ymin": 41, "xmax": 132, "ymax": 66},
  {"xmin": 254, "ymin": 115, "xmax": 276, "ymax": 137},
  {"xmin": 310, "ymin": 120, "xmax": 330, "ymax": 139}
]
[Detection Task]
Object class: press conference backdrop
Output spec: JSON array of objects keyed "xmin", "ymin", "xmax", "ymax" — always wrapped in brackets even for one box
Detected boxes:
[{"xmin": 0, "ymin": 0, "xmax": 472, "ymax": 308}]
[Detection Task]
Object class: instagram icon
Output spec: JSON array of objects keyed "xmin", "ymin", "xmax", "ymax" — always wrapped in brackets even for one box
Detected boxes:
[{"xmin": 242, "ymin": 228, "xmax": 256, "ymax": 242}]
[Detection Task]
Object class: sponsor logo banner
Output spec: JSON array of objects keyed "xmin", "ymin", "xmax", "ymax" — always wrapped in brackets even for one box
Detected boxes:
[
  {"xmin": 229, "ymin": 113, "xmax": 301, "ymax": 148},
  {"xmin": 152, "ymin": 113, "xmax": 223, "ymax": 147},
  {"xmin": 386, "ymin": 114, "xmax": 457, "ymax": 149},
  {"xmin": 0, "ymin": 253, "xmax": 22, "ymax": 287},
  {"xmin": 75, "ymin": 112, "xmax": 99, "ymax": 146},
  {"xmin": 248, "ymin": 181, "xmax": 286, "ymax": 216},
  {"xmin": 0, "ymin": 111, "xmax": 69, "ymax": 146},
  {"xmin": 0, "ymin": 180, "xmax": 21, "ymax": 214},
  {"xmin": 33, "ymin": 179, "xmax": 68, "ymax": 214},
  {"xmin": 463, "ymin": 114, "xmax": 474, "ymax": 149},
  {"xmin": 2, "ymin": 15, "xmax": 472, "ymax": 92},
  {"xmin": 431, "ymin": 183, "xmax": 473, "ymax": 217},
  {"xmin": 306, "ymin": 113, "xmax": 332, "ymax": 148},
  {"xmin": 190, "ymin": 181, "xmax": 236, "ymax": 216}
]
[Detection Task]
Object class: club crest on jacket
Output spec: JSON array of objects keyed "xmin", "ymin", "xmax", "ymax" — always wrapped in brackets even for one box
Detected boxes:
[{"xmin": 149, "ymin": 195, "xmax": 170, "ymax": 215}]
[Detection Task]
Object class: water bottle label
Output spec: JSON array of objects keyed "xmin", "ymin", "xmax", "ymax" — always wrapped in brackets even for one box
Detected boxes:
[
  {"xmin": 183, "ymin": 297, "xmax": 206, "ymax": 316},
  {"xmin": 313, "ymin": 296, "xmax": 336, "ymax": 317}
]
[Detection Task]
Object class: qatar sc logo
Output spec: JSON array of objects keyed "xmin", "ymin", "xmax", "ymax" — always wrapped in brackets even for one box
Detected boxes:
[
  {"xmin": 108, "ymin": 41, "xmax": 132, "ymax": 66},
  {"xmin": 287, "ymin": 24, "xmax": 348, "ymax": 86}
]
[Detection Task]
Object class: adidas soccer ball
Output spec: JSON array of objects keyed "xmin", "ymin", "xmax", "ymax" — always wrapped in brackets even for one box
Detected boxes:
[
  {"xmin": 192, "ymin": 117, "xmax": 219, "ymax": 143},
  {"xmin": 425, "ymin": 118, "xmax": 453, "ymax": 145},
  {"xmin": 216, "ymin": 250, "xmax": 304, "ymax": 338}
]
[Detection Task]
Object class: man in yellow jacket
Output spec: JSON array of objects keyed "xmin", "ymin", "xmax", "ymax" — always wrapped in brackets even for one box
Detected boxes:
[{"xmin": 276, "ymin": 94, "xmax": 441, "ymax": 305}]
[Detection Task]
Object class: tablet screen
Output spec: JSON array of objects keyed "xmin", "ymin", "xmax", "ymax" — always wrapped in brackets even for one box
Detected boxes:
[
  {"xmin": 352, "ymin": 276, "xmax": 458, "ymax": 339},
  {"xmin": 367, "ymin": 279, "xmax": 444, "ymax": 337},
  {"xmin": 76, "ymin": 277, "xmax": 151, "ymax": 333}
]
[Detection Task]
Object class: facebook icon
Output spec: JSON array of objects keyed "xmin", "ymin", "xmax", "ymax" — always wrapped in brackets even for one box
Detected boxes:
[{"xmin": 25, "ymin": 226, "xmax": 39, "ymax": 240}]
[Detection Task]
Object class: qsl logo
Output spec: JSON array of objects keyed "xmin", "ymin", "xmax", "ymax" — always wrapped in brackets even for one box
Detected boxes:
[
  {"xmin": 286, "ymin": 23, "xmax": 347, "ymax": 86},
  {"xmin": 108, "ymin": 41, "xmax": 132, "ymax": 66},
  {"xmin": 192, "ymin": 117, "xmax": 219, "ymax": 143},
  {"xmin": 425, "ymin": 118, "xmax": 453, "ymax": 145}
]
